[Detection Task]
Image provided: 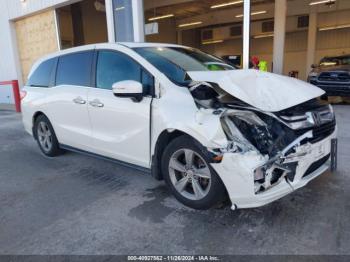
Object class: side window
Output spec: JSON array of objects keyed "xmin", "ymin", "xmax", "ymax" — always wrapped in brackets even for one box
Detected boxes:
[
  {"xmin": 96, "ymin": 50, "xmax": 154, "ymax": 94},
  {"xmin": 56, "ymin": 51, "xmax": 93, "ymax": 86},
  {"xmin": 142, "ymin": 69, "xmax": 154, "ymax": 96},
  {"xmin": 27, "ymin": 58, "xmax": 57, "ymax": 87}
]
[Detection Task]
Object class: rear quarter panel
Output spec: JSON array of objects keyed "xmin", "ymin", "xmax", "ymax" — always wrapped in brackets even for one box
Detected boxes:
[{"xmin": 21, "ymin": 86, "xmax": 52, "ymax": 136}]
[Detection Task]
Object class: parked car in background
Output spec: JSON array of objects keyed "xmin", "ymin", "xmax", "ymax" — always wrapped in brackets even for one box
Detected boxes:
[
  {"xmin": 308, "ymin": 54, "xmax": 350, "ymax": 97},
  {"xmin": 21, "ymin": 43, "xmax": 337, "ymax": 210}
]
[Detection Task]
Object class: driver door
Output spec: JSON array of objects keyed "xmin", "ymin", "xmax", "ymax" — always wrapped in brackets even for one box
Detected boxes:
[{"xmin": 87, "ymin": 50, "xmax": 154, "ymax": 168}]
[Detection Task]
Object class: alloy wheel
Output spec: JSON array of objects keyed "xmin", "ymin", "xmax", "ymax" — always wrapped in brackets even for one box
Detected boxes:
[
  {"xmin": 37, "ymin": 121, "xmax": 53, "ymax": 153},
  {"xmin": 168, "ymin": 148, "xmax": 211, "ymax": 201}
]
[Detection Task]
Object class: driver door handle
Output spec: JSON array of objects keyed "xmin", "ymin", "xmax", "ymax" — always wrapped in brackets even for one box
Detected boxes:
[
  {"xmin": 89, "ymin": 99, "xmax": 104, "ymax": 108},
  {"xmin": 73, "ymin": 97, "xmax": 86, "ymax": 104}
]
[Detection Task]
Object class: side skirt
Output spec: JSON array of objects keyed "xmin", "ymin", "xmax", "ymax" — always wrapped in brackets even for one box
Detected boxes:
[{"xmin": 59, "ymin": 144, "xmax": 151, "ymax": 174}]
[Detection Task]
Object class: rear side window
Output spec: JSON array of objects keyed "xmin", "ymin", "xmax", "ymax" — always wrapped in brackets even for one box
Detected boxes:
[
  {"xmin": 27, "ymin": 58, "xmax": 57, "ymax": 87},
  {"xmin": 55, "ymin": 51, "xmax": 93, "ymax": 86}
]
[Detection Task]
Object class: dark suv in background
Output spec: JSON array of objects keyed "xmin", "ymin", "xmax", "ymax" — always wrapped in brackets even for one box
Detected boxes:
[{"xmin": 308, "ymin": 55, "xmax": 350, "ymax": 97}]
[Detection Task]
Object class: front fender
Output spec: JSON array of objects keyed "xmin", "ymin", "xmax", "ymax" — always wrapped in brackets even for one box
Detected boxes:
[{"xmin": 151, "ymin": 82, "xmax": 229, "ymax": 154}]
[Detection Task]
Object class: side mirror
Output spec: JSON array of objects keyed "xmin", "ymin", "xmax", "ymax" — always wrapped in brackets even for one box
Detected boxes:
[
  {"xmin": 311, "ymin": 64, "xmax": 317, "ymax": 69},
  {"xmin": 112, "ymin": 80, "xmax": 143, "ymax": 102}
]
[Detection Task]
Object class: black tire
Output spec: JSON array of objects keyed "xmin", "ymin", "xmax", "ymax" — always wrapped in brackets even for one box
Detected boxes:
[
  {"xmin": 34, "ymin": 115, "xmax": 63, "ymax": 157},
  {"xmin": 161, "ymin": 135, "xmax": 227, "ymax": 210}
]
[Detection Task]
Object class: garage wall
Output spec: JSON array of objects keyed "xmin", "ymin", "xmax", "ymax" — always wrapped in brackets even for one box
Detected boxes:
[
  {"xmin": 146, "ymin": 18, "xmax": 177, "ymax": 43},
  {"xmin": 0, "ymin": 0, "xmax": 75, "ymax": 84},
  {"xmin": 80, "ymin": 0, "xmax": 108, "ymax": 44},
  {"xmin": 316, "ymin": 28, "xmax": 350, "ymax": 60},
  {"xmin": 57, "ymin": 7, "xmax": 74, "ymax": 48},
  {"xmin": 15, "ymin": 10, "xmax": 59, "ymax": 83},
  {"xmin": 0, "ymin": 85, "xmax": 15, "ymax": 104},
  {"xmin": 0, "ymin": 1, "xmax": 20, "ymax": 83},
  {"xmin": 57, "ymin": 0, "xmax": 108, "ymax": 49},
  {"xmin": 198, "ymin": 9, "xmax": 350, "ymax": 80},
  {"xmin": 181, "ymin": 29, "xmax": 201, "ymax": 48}
]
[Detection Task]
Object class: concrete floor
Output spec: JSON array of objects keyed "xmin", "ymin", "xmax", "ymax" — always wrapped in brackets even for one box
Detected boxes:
[{"xmin": 0, "ymin": 106, "xmax": 349, "ymax": 255}]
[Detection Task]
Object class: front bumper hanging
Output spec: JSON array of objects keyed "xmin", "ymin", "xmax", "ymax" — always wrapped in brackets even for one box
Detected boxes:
[{"xmin": 210, "ymin": 129, "xmax": 337, "ymax": 210}]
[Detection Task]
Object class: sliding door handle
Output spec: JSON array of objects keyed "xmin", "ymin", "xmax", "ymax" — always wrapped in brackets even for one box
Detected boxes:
[
  {"xmin": 89, "ymin": 99, "xmax": 104, "ymax": 108},
  {"xmin": 73, "ymin": 97, "xmax": 86, "ymax": 104}
]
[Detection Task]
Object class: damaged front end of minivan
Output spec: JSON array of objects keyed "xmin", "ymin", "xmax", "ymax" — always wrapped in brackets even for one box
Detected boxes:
[{"xmin": 187, "ymin": 75, "xmax": 337, "ymax": 209}]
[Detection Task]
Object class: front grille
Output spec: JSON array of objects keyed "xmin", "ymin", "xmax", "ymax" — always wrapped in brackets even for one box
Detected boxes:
[
  {"xmin": 276, "ymin": 99, "xmax": 326, "ymax": 117},
  {"xmin": 318, "ymin": 72, "xmax": 350, "ymax": 82},
  {"xmin": 303, "ymin": 154, "xmax": 330, "ymax": 178},
  {"xmin": 295, "ymin": 119, "xmax": 336, "ymax": 144}
]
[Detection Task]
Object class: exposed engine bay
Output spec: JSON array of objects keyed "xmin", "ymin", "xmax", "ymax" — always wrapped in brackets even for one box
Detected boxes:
[{"xmin": 188, "ymin": 80, "xmax": 336, "ymax": 194}]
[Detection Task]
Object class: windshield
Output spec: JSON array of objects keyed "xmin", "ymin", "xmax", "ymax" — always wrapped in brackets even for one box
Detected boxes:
[
  {"xmin": 319, "ymin": 56, "xmax": 350, "ymax": 66},
  {"xmin": 133, "ymin": 47, "xmax": 235, "ymax": 85}
]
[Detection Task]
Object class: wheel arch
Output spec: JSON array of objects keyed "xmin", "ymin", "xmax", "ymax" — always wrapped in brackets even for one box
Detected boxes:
[
  {"xmin": 32, "ymin": 111, "xmax": 48, "ymax": 139},
  {"xmin": 151, "ymin": 128, "xmax": 215, "ymax": 180}
]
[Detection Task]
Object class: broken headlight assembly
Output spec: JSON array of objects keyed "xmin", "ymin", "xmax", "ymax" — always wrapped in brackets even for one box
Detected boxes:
[
  {"xmin": 221, "ymin": 110, "xmax": 296, "ymax": 157},
  {"xmin": 220, "ymin": 109, "xmax": 300, "ymax": 193},
  {"xmin": 220, "ymin": 102, "xmax": 335, "ymax": 194}
]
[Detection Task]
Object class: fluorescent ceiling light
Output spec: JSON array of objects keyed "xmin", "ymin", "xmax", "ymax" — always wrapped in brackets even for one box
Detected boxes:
[
  {"xmin": 178, "ymin": 21, "xmax": 203, "ymax": 28},
  {"xmin": 309, "ymin": 0, "xmax": 336, "ymax": 5},
  {"xmin": 319, "ymin": 24, "xmax": 350, "ymax": 31},
  {"xmin": 254, "ymin": 34, "xmax": 274, "ymax": 39},
  {"xmin": 235, "ymin": 10, "xmax": 267, "ymax": 18},
  {"xmin": 148, "ymin": 14, "xmax": 174, "ymax": 21},
  {"xmin": 321, "ymin": 62, "xmax": 337, "ymax": 66},
  {"xmin": 202, "ymin": 40, "xmax": 224, "ymax": 45},
  {"xmin": 115, "ymin": 6, "xmax": 125, "ymax": 11},
  {"xmin": 211, "ymin": 1, "xmax": 243, "ymax": 9}
]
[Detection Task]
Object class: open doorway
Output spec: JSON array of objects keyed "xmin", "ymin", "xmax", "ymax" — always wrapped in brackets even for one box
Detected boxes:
[{"xmin": 56, "ymin": 0, "xmax": 108, "ymax": 49}]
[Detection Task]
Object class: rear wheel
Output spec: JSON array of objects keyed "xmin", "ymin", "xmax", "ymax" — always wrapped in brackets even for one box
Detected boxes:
[
  {"xmin": 34, "ymin": 115, "xmax": 63, "ymax": 157},
  {"xmin": 161, "ymin": 136, "xmax": 226, "ymax": 209}
]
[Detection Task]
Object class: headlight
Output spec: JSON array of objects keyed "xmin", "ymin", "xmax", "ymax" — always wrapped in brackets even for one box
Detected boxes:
[
  {"xmin": 228, "ymin": 112, "xmax": 273, "ymax": 155},
  {"xmin": 221, "ymin": 110, "xmax": 297, "ymax": 157},
  {"xmin": 220, "ymin": 113, "xmax": 256, "ymax": 153}
]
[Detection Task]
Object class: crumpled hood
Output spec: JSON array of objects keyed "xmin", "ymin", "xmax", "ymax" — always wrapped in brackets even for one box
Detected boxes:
[{"xmin": 187, "ymin": 69, "xmax": 324, "ymax": 112}]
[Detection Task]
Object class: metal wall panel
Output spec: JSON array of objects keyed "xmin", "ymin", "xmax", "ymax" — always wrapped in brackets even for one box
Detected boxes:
[{"xmin": 0, "ymin": 0, "xmax": 75, "ymax": 83}]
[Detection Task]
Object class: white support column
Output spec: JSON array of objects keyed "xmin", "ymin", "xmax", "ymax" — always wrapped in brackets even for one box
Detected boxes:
[
  {"xmin": 105, "ymin": 0, "xmax": 115, "ymax": 43},
  {"xmin": 272, "ymin": 0, "xmax": 287, "ymax": 74},
  {"xmin": 132, "ymin": 0, "xmax": 145, "ymax": 42},
  {"xmin": 242, "ymin": 0, "xmax": 250, "ymax": 69},
  {"xmin": 306, "ymin": 11, "xmax": 317, "ymax": 77}
]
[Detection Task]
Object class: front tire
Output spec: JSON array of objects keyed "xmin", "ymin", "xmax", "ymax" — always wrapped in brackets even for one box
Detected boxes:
[
  {"xmin": 34, "ymin": 115, "xmax": 63, "ymax": 157},
  {"xmin": 161, "ymin": 136, "xmax": 226, "ymax": 210}
]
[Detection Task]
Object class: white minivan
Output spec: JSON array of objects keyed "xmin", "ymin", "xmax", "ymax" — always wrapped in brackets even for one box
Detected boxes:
[{"xmin": 22, "ymin": 43, "xmax": 337, "ymax": 210}]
